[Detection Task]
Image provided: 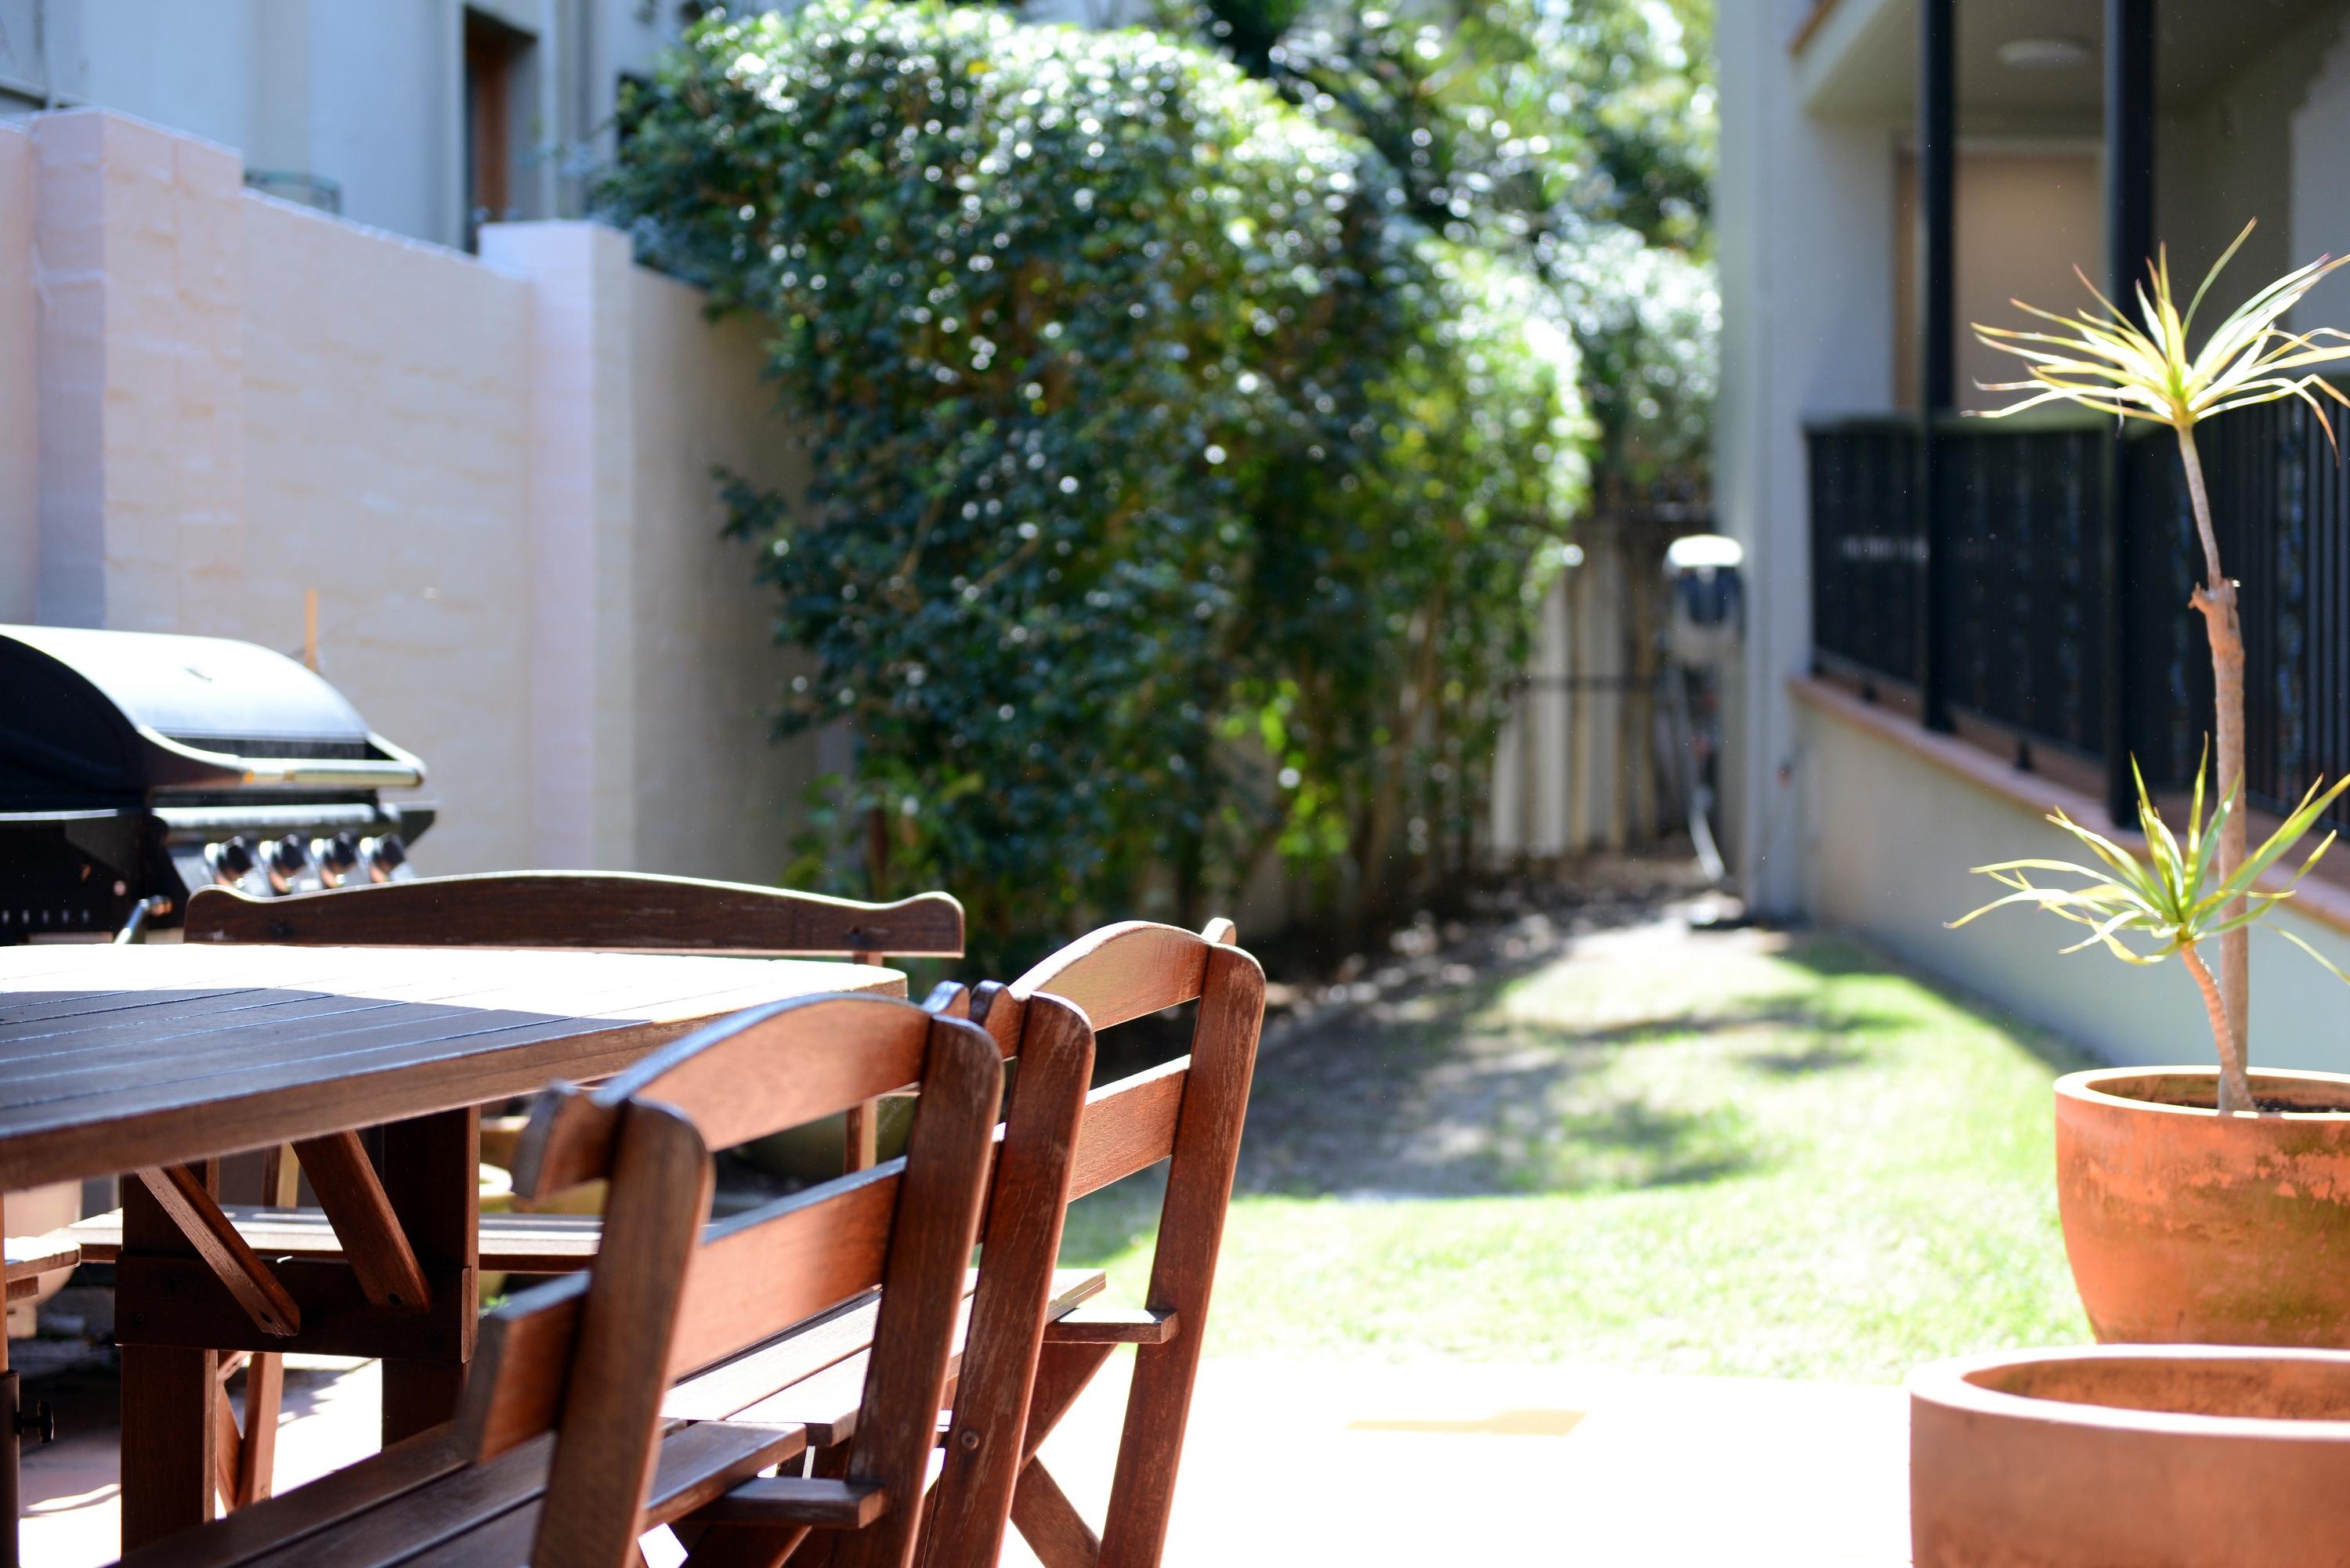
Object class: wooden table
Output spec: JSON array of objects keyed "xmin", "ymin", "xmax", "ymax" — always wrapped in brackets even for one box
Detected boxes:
[{"xmin": 0, "ymin": 941, "xmax": 904, "ymax": 1560}]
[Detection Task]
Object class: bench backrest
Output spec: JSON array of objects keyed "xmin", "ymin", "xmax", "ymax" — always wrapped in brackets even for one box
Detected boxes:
[
  {"xmin": 921, "ymin": 919, "xmax": 1263, "ymax": 1568},
  {"xmin": 461, "ymin": 992, "xmax": 1003, "ymax": 1568},
  {"xmin": 184, "ymin": 872, "xmax": 965, "ymax": 959},
  {"xmin": 186, "ymin": 870, "xmax": 965, "ymax": 1175}
]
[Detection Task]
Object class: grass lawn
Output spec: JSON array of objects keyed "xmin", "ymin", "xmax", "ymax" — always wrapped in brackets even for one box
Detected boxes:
[{"xmin": 1059, "ymin": 921, "xmax": 2096, "ymax": 1383}]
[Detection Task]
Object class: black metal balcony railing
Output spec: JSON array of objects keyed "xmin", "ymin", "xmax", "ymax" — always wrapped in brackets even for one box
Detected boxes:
[{"xmin": 1809, "ymin": 396, "xmax": 2350, "ymax": 830}]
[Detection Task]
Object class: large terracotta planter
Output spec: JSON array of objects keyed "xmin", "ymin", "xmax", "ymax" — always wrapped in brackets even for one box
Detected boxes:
[
  {"xmin": 1911, "ymin": 1346, "xmax": 2350, "ymax": 1567},
  {"xmin": 2055, "ymin": 1065, "xmax": 2350, "ymax": 1346}
]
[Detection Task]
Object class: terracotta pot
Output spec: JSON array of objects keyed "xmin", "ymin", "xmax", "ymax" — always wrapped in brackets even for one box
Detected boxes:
[
  {"xmin": 2055, "ymin": 1066, "xmax": 2350, "ymax": 1347},
  {"xmin": 1911, "ymin": 1346, "xmax": 2350, "ymax": 1567}
]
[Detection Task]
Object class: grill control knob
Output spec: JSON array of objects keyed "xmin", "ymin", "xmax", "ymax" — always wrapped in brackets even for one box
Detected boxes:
[
  {"xmin": 360, "ymin": 833, "xmax": 411, "ymax": 883},
  {"xmin": 313, "ymin": 833, "xmax": 361, "ymax": 887},
  {"xmin": 266, "ymin": 834, "xmax": 317, "ymax": 894},
  {"xmin": 206, "ymin": 836, "xmax": 258, "ymax": 887}
]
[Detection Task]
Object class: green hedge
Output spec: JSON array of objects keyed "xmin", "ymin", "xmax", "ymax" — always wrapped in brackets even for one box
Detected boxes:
[{"xmin": 603, "ymin": 1, "xmax": 1586, "ymax": 960}]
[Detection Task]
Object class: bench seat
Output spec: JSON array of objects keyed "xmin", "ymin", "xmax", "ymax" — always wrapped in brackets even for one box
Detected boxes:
[
  {"xmin": 59, "ymin": 1207, "xmax": 605, "ymax": 1276},
  {"xmin": 117, "ymin": 1269, "xmax": 1104, "ymax": 1568},
  {"xmin": 4, "ymin": 1237, "xmax": 81, "ymax": 1301}
]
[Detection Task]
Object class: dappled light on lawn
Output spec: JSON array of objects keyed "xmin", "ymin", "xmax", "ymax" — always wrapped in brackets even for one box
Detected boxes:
[{"xmin": 1063, "ymin": 916, "xmax": 2091, "ymax": 1381}]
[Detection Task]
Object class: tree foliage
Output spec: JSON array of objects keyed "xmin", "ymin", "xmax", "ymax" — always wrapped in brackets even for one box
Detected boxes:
[
  {"xmin": 1166, "ymin": 0, "xmax": 1719, "ymax": 490},
  {"xmin": 602, "ymin": 1, "xmax": 1587, "ymax": 959}
]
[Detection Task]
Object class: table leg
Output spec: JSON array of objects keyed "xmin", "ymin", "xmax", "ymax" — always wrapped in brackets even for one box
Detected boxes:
[
  {"xmin": 120, "ymin": 1165, "xmax": 220, "ymax": 1549},
  {"xmin": 377, "ymin": 1109, "xmax": 479, "ymax": 1445}
]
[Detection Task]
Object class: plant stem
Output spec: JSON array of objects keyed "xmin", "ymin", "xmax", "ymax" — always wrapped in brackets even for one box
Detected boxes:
[
  {"xmin": 2182, "ymin": 941, "xmax": 2256, "ymax": 1113},
  {"xmin": 2178, "ymin": 424, "xmax": 2251, "ymax": 1065}
]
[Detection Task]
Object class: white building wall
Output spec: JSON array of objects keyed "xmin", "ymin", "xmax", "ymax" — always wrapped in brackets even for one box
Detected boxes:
[
  {"xmin": 0, "ymin": 125, "xmax": 34, "ymax": 623},
  {"xmin": 2292, "ymin": 23, "xmax": 2350, "ymax": 294},
  {"xmin": 3, "ymin": 108, "xmax": 812, "ymax": 880},
  {"xmin": 1800, "ymin": 691, "xmax": 2350, "ymax": 1075},
  {"xmin": 1716, "ymin": 2, "xmax": 1900, "ymax": 916},
  {"xmin": 3, "ymin": 0, "xmax": 692, "ymax": 251}
]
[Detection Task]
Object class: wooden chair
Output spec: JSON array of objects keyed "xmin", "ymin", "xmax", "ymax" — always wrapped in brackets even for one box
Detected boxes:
[
  {"xmin": 919, "ymin": 918, "xmax": 1264, "ymax": 1568},
  {"xmin": 117, "ymin": 991, "xmax": 1007, "ymax": 1568},
  {"xmin": 76, "ymin": 873, "xmax": 964, "ymax": 1513}
]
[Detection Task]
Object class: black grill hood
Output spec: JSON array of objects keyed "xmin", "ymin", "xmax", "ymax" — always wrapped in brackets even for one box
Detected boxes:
[{"xmin": 0, "ymin": 624, "xmax": 427, "ymax": 810}]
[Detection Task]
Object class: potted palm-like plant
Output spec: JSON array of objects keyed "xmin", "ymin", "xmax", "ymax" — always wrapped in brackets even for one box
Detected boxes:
[
  {"xmin": 1953, "ymin": 223, "xmax": 2350, "ymax": 1348},
  {"xmin": 1904, "ymin": 229, "xmax": 2350, "ymax": 1568}
]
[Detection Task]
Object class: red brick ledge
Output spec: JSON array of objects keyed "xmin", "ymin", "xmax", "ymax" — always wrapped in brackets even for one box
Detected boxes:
[{"xmin": 1788, "ymin": 673, "xmax": 2350, "ymax": 941}]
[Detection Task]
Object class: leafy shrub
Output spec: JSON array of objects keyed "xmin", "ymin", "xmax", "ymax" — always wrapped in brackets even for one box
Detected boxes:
[{"xmin": 602, "ymin": 0, "xmax": 1585, "ymax": 959}]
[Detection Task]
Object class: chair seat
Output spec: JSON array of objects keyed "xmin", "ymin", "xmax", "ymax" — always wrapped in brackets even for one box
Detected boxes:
[
  {"xmin": 128, "ymin": 1416, "xmax": 807, "ymax": 1568},
  {"xmin": 60, "ymin": 1207, "xmax": 605, "ymax": 1275}
]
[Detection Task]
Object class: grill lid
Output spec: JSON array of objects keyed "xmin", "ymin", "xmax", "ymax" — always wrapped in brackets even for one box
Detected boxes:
[
  {"xmin": 0, "ymin": 624, "xmax": 426, "ymax": 805},
  {"xmin": 6, "ymin": 624, "xmax": 370, "ymax": 744}
]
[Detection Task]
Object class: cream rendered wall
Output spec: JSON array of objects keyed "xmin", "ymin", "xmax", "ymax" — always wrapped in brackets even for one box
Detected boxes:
[
  {"xmin": 1800, "ymin": 699, "xmax": 2350, "ymax": 1075},
  {"xmin": 15, "ymin": 109, "xmax": 812, "ymax": 881},
  {"xmin": 241, "ymin": 196, "xmax": 537, "ymax": 876},
  {"xmin": 625, "ymin": 269, "xmax": 819, "ymax": 882},
  {"xmin": 1716, "ymin": 4, "xmax": 1900, "ymax": 916}
]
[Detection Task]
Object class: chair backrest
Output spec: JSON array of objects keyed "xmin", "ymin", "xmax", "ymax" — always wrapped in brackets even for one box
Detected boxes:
[
  {"xmin": 183, "ymin": 872, "xmax": 965, "ymax": 959},
  {"xmin": 904, "ymin": 980, "xmax": 1094, "ymax": 1568},
  {"xmin": 921, "ymin": 919, "xmax": 1263, "ymax": 1568},
  {"xmin": 457, "ymin": 992, "xmax": 1003, "ymax": 1568}
]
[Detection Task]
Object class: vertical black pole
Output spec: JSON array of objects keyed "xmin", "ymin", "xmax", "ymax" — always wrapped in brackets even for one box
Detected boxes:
[
  {"xmin": 2103, "ymin": 0, "xmax": 2155, "ymax": 822},
  {"xmin": 1918, "ymin": 0, "xmax": 1956, "ymax": 732}
]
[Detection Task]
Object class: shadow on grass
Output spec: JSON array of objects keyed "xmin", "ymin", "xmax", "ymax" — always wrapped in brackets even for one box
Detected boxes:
[
  {"xmin": 1075, "ymin": 926, "xmax": 2065, "ymax": 1216},
  {"xmin": 1771, "ymin": 934, "xmax": 2097, "ymax": 1077},
  {"xmin": 1231, "ymin": 981, "xmax": 1891, "ymax": 1201}
]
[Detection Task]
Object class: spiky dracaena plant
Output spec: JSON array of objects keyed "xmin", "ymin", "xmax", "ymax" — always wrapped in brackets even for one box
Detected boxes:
[
  {"xmin": 1955, "ymin": 756, "xmax": 2350, "ymax": 1111},
  {"xmin": 1972, "ymin": 221, "xmax": 2350, "ymax": 1109}
]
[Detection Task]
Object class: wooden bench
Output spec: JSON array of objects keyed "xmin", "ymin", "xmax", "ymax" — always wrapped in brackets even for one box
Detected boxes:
[
  {"xmin": 132, "ymin": 871, "xmax": 964, "ymax": 1513},
  {"xmin": 117, "ymin": 990, "xmax": 1010, "ymax": 1568}
]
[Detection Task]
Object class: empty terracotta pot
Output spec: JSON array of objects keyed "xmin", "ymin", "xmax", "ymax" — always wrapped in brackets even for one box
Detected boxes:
[
  {"xmin": 2055, "ymin": 1066, "xmax": 2350, "ymax": 1347},
  {"xmin": 1911, "ymin": 1346, "xmax": 2350, "ymax": 1567}
]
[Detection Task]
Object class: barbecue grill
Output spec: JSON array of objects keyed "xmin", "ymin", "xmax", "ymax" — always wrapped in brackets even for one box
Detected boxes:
[{"xmin": 0, "ymin": 624, "xmax": 433, "ymax": 943}]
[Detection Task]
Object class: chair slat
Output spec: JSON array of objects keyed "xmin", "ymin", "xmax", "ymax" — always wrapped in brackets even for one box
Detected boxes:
[
  {"xmin": 1067, "ymin": 1062, "xmax": 1188, "ymax": 1201},
  {"xmin": 1040, "ymin": 1307, "xmax": 1178, "ymax": 1346},
  {"xmin": 1010, "ymin": 922, "xmax": 1211, "ymax": 1031},
  {"xmin": 530, "ymin": 1100, "xmax": 715, "ymax": 1566},
  {"xmin": 516, "ymin": 995, "xmax": 932, "ymax": 1198},
  {"xmin": 920, "ymin": 992, "xmax": 1097, "ymax": 1568},
  {"xmin": 670, "ymin": 1166, "xmax": 901, "ymax": 1378},
  {"xmin": 828, "ymin": 1017, "xmax": 1006, "ymax": 1568},
  {"xmin": 692, "ymin": 1476, "xmax": 888, "ymax": 1529}
]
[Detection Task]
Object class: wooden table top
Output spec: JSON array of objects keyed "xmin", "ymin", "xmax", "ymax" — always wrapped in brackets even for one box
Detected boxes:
[{"xmin": 0, "ymin": 943, "xmax": 905, "ymax": 1189}]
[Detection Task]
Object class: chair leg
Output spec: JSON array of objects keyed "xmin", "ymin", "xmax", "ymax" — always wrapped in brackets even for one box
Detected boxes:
[
  {"xmin": 208, "ymin": 1351, "xmax": 284, "ymax": 1512},
  {"xmin": 236, "ymin": 1352, "xmax": 282, "ymax": 1505},
  {"xmin": 209, "ymin": 1393, "xmax": 240, "ymax": 1512},
  {"xmin": 1019, "ymin": 1342, "xmax": 1113, "ymax": 1466},
  {"xmin": 1000, "ymin": 1342, "xmax": 1114, "ymax": 1568},
  {"xmin": 676, "ymin": 1523, "xmax": 812, "ymax": 1568},
  {"xmin": 1009, "ymin": 1459, "xmax": 1099, "ymax": 1568}
]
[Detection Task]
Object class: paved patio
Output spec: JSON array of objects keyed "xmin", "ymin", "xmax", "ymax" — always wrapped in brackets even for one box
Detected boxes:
[{"xmin": 21, "ymin": 1351, "xmax": 1911, "ymax": 1566}]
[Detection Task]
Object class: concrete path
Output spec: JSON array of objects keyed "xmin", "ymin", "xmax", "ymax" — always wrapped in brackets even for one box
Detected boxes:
[{"xmin": 20, "ymin": 1353, "xmax": 1911, "ymax": 1566}]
